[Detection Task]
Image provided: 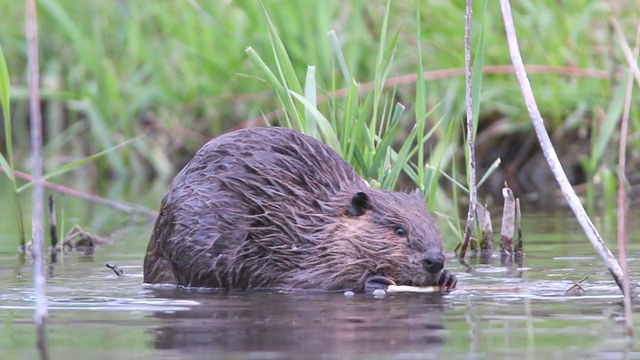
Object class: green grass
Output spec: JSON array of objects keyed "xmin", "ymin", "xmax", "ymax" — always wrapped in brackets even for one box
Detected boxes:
[
  {"xmin": 247, "ymin": 1, "xmax": 460, "ymax": 211},
  {"xmin": 0, "ymin": 0, "xmax": 638, "ymax": 213},
  {"xmin": 0, "ymin": 43, "xmax": 26, "ymax": 248},
  {"xmin": 0, "ymin": 37, "xmax": 140, "ymax": 250}
]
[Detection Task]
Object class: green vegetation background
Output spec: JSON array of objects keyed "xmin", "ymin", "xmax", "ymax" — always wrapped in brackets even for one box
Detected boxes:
[{"xmin": 0, "ymin": 0, "xmax": 637, "ymax": 202}]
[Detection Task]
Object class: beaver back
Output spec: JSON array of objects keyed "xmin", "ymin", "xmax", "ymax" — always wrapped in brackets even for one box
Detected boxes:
[{"xmin": 143, "ymin": 127, "xmax": 446, "ymax": 291}]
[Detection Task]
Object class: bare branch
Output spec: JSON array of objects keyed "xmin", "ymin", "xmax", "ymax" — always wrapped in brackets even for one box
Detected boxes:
[
  {"xmin": 459, "ymin": 0, "xmax": 477, "ymax": 258},
  {"xmin": 498, "ymin": 0, "xmax": 625, "ymax": 290}
]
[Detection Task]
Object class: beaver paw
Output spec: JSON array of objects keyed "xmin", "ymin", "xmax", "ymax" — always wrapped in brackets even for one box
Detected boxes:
[
  {"xmin": 435, "ymin": 269, "xmax": 457, "ymax": 292},
  {"xmin": 364, "ymin": 275, "xmax": 397, "ymax": 293}
]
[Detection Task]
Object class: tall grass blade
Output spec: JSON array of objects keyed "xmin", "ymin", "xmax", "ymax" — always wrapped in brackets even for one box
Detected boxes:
[
  {"xmin": 269, "ymin": 41, "xmax": 303, "ymax": 129},
  {"xmin": 0, "ymin": 155, "xmax": 11, "ymax": 178},
  {"xmin": 0, "ymin": 44, "xmax": 26, "ymax": 248},
  {"xmin": 288, "ymin": 91, "xmax": 341, "ymax": 154},
  {"xmin": 261, "ymin": 3, "xmax": 303, "ymax": 96},
  {"xmin": 260, "ymin": 3, "xmax": 305, "ymax": 130},
  {"xmin": 471, "ymin": 0, "xmax": 489, "ymax": 133},
  {"xmin": 304, "ymin": 65, "xmax": 317, "ymax": 137},
  {"xmin": 17, "ymin": 137, "xmax": 140, "ymax": 193},
  {"xmin": 427, "ymin": 117, "xmax": 456, "ymax": 209},
  {"xmin": 342, "ymin": 79, "xmax": 361, "ymax": 160},
  {"xmin": 327, "ymin": 30, "xmax": 351, "ymax": 84},
  {"xmin": 370, "ymin": 103, "xmax": 404, "ymax": 177},
  {"xmin": 0, "ymin": 44, "xmax": 14, "ymax": 176},
  {"xmin": 477, "ymin": 158, "xmax": 501, "ymax": 188},
  {"xmin": 383, "ymin": 120, "xmax": 416, "ymax": 189},
  {"xmin": 369, "ymin": 0, "xmax": 397, "ymax": 138},
  {"xmin": 245, "ymin": 46, "xmax": 295, "ymax": 129},
  {"xmin": 592, "ymin": 79, "xmax": 626, "ymax": 167}
]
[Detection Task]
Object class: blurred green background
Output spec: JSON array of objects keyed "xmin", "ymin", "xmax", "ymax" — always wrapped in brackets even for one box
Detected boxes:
[{"xmin": 0, "ymin": 0, "xmax": 638, "ymax": 204}]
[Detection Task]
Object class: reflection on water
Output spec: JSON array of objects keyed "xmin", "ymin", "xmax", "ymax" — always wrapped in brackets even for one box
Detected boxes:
[
  {"xmin": 0, "ymin": 211, "xmax": 639, "ymax": 359},
  {"xmin": 148, "ymin": 289, "xmax": 447, "ymax": 356}
]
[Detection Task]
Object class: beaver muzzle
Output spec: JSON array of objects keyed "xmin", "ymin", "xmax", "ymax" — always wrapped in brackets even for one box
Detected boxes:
[{"xmin": 422, "ymin": 251, "xmax": 445, "ymax": 275}]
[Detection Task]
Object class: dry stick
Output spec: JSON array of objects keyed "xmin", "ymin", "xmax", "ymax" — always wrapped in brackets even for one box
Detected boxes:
[
  {"xmin": 48, "ymin": 195, "xmax": 58, "ymax": 263},
  {"xmin": 219, "ymin": 66, "xmax": 612, "ymax": 105},
  {"xmin": 499, "ymin": 0, "xmax": 626, "ymax": 290},
  {"xmin": 26, "ymin": 0, "xmax": 49, "ymax": 358},
  {"xmin": 320, "ymin": 66, "xmax": 612, "ymax": 104},
  {"xmin": 220, "ymin": 65, "xmax": 614, "ymax": 104},
  {"xmin": 611, "ymin": 16, "xmax": 639, "ymax": 338},
  {"xmin": 459, "ymin": 0, "xmax": 477, "ymax": 258},
  {"xmin": 234, "ymin": 65, "xmax": 614, "ymax": 131},
  {"xmin": 0, "ymin": 169, "xmax": 157, "ymax": 219}
]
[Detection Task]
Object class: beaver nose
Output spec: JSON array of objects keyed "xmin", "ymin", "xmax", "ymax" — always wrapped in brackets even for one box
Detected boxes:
[{"xmin": 422, "ymin": 252, "xmax": 445, "ymax": 274}]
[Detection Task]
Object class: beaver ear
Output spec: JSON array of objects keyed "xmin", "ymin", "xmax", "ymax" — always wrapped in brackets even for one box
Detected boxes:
[
  {"xmin": 414, "ymin": 188, "xmax": 423, "ymax": 198},
  {"xmin": 349, "ymin": 191, "xmax": 370, "ymax": 216}
]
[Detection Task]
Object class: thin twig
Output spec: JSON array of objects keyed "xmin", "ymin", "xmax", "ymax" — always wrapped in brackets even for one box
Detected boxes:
[
  {"xmin": 234, "ymin": 65, "xmax": 615, "ymax": 131},
  {"xmin": 0, "ymin": 168, "xmax": 157, "ymax": 219},
  {"xmin": 611, "ymin": 16, "xmax": 639, "ymax": 338},
  {"xmin": 459, "ymin": 0, "xmax": 477, "ymax": 258},
  {"xmin": 564, "ymin": 276, "xmax": 589, "ymax": 296},
  {"xmin": 26, "ymin": 0, "xmax": 49, "ymax": 358},
  {"xmin": 106, "ymin": 263, "xmax": 125, "ymax": 277},
  {"xmin": 499, "ymin": 0, "xmax": 625, "ymax": 291}
]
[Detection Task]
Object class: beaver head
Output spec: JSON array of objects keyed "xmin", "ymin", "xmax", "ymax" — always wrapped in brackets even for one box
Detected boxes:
[{"xmin": 295, "ymin": 188, "xmax": 453, "ymax": 292}]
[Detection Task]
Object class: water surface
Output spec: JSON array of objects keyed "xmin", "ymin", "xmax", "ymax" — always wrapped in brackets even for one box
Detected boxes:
[{"xmin": 1, "ymin": 193, "xmax": 639, "ymax": 359}]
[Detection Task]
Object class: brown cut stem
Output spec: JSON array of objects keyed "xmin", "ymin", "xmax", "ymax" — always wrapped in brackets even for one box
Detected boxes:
[
  {"xmin": 499, "ymin": 0, "xmax": 625, "ymax": 291},
  {"xmin": 477, "ymin": 202, "xmax": 494, "ymax": 254},
  {"xmin": 500, "ymin": 185, "xmax": 515, "ymax": 256}
]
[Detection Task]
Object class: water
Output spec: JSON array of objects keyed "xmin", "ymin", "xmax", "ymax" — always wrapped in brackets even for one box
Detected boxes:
[{"xmin": 1, "ymin": 187, "xmax": 639, "ymax": 359}]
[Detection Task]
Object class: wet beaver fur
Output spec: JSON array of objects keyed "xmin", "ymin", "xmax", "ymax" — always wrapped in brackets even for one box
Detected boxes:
[{"xmin": 143, "ymin": 127, "xmax": 457, "ymax": 292}]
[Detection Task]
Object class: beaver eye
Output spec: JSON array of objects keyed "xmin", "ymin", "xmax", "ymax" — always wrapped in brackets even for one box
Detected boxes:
[{"xmin": 395, "ymin": 227, "xmax": 406, "ymax": 236}]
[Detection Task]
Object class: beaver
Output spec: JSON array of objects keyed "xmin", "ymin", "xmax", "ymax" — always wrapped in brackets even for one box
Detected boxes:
[{"xmin": 143, "ymin": 127, "xmax": 457, "ymax": 292}]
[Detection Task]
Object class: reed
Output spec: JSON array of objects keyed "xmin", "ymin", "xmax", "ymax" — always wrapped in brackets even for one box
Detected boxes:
[
  {"xmin": 247, "ymin": 0, "xmax": 453, "ymax": 211},
  {"xmin": 0, "ymin": 45, "xmax": 26, "ymax": 250},
  {"xmin": 611, "ymin": 15, "xmax": 639, "ymax": 339},
  {"xmin": 26, "ymin": 0, "xmax": 49, "ymax": 357}
]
